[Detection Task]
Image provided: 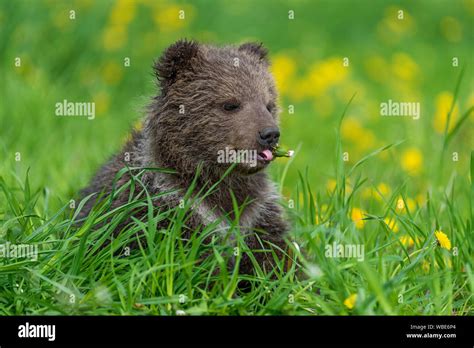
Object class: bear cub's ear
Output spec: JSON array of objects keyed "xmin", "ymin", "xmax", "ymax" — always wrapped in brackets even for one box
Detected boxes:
[
  {"xmin": 238, "ymin": 42, "xmax": 268, "ymax": 63},
  {"xmin": 154, "ymin": 39, "xmax": 200, "ymax": 94}
]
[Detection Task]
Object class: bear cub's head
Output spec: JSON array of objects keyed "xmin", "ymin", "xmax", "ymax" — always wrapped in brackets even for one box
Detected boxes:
[{"xmin": 148, "ymin": 39, "xmax": 281, "ymax": 176}]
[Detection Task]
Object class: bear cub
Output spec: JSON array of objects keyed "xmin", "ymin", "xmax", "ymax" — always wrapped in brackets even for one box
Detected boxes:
[{"xmin": 78, "ymin": 40, "xmax": 289, "ymax": 275}]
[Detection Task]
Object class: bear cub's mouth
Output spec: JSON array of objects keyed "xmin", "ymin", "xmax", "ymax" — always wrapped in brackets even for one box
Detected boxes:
[{"xmin": 257, "ymin": 149, "xmax": 274, "ymax": 163}]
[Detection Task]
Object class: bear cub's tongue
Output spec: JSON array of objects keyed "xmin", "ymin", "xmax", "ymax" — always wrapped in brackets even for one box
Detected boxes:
[{"xmin": 260, "ymin": 149, "xmax": 273, "ymax": 161}]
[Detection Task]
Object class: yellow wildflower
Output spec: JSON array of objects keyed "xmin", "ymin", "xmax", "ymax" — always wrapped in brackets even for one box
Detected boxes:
[
  {"xmin": 406, "ymin": 198, "xmax": 416, "ymax": 211},
  {"xmin": 371, "ymin": 183, "xmax": 391, "ymax": 201},
  {"xmin": 271, "ymin": 55, "xmax": 295, "ymax": 96},
  {"xmin": 133, "ymin": 119, "xmax": 143, "ymax": 131},
  {"xmin": 304, "ymin": 57, "xmax": 348, "ymax": 97},
  {"xmin": 341, "ymin": 118, "xmax": 376, "ymax": 152},
  {"xmin": 344, "ymin": 293, "xmax": 357, "ymax": 310},
  {"xmin": 377, "ymin": 183, "xmax": 391, "ymax": 196},
  {"xmin": 400, "ymin": 235, "xmax": 415, "ymax": 247},
  {"xmin": 351, "ymin": 208, "xmax": 366, "ymax": 229},
  {"xmin": 396, "ymin": 198, "xmax": 405, "ymax": 211},
  {"xmin": 435, "ymin": 230, "xmax": 451, "ymax": 250},
  {"xmin": 326, "ymin": 179, "xmax": 337, "ymax": 192},
  {"xmin": 396, "ymin": 197, "xmax": 416, "ymax": 213},
  {"xmin": 110, "ymin": 0, "xmax": 136, "ymax": 26},
  {"xmin": 392, "ymin": 52, "xmax": 419, "ymax": 82},
  {"xmin": 433, "ymin": 92, "xmax": 459, "ymax": 133},
  {"xmin": 153, "ymin": 4, "xmax": 193, "ymax": 32},
  {"xmin": 103, "ymin": 25, "xmax": 127, "ymax": 51},
  {"xmin": 376, "ymin": 6, "xmax": 415, "ymax": 44},
  {"xmin": 401, "ymin": 147, "xmax": 423, "ymax": 175},
  {"xmin": 384, "ymin": 217, "xmax": 399, "ymax": 233},
  {"xmin": 326, "ymin": 179, "xmax": 353, "ymax": 194}
]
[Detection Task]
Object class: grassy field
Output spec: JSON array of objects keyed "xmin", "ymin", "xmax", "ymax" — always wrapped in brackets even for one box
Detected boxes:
[{"xmin": 0, "ymin": 0, "xmax": 473, "ymax": 315}]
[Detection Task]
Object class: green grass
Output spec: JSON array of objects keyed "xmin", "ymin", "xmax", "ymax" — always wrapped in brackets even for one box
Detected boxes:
[
  {"xmin": 0, "ymin": 0, "xmax": 473, "ymax": 315},
  {"xmin": 1, "ymin": 94, "xmax": 472, "ymax": 315}
]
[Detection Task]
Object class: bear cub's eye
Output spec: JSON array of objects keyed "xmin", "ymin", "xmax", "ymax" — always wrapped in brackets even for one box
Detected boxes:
[
  {"xmin": 222, "ymin": 100, "xmax": 241, "ymax": 112},
  {"xmin": 266, "ymin": 102, "xmax": 275, "ymax": 113}
]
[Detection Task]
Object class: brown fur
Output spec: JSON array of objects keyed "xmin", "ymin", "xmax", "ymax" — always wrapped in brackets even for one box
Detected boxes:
[{"xmin": 78, "ymin": 40, "xmax": 289, "ymax": 276}]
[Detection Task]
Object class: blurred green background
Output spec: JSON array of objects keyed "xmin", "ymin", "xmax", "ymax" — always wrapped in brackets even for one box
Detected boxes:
[{"xmin": 1, "ymin": 0, "xmax": 473, "ymax": 210}]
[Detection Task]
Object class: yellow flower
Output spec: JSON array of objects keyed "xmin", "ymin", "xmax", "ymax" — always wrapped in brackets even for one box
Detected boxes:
[
  {"xmin": 369, "ymin": 183, "xmax": 391, "ymax": 201},
  {"xmin": 392, "ymin": 52, "xmax": 419, "ymax": 82},
  {"xmin": 153, "ymin": 4, "xmax": 193, "ymax": 32},
  {"xmin": 435, "ymin": 230, "xmax": 451, "ymax": 250},
  {"xmin": 384, "ymin": 217, "xmax": 399, "ymax": 233},
  {"xmin": 133, "ymin": 119, "xmax": 143, "ymax": 131},
  {"xmin": 376, "ymin": 6, "xmax": 415, "ymax": 44},
  {"xmin": 344, "ymin": 293, "xmax": 357, "ymax": 310},
  {"xmin": 271, "ymin": 55, "xmax": 295, "ymax": 96},
  {"xmin": 103, "ymin": 25, "xmax": 127, "ymax": 51},
  {"xmin": 401, "ymin": 147, "xmax": 423, "ymax": 175},
  {"xmin": 341, "ymin": 118, "xmax": 376, "ymax": 151},
  {"xmin": 351, "ymin": 208, "xmax": 366, "ymax": 229},
  {"xmin": 326, "ymin": 179, "xmax": 353, "ymax": 194},
  {"xmin": 395, "ymin": 197, "xmax": 416, "ymax": 213},
  {"xmin": 377, "ymin": 183, "xmax": 391, "ymax": 196},
  {"xmin": 433, "ymin": 92, "xmax": 459, "ymax": 133},
  {"xmin": 326, "ymin": 179, "xmax": 337, "ymax": 192},
  {"xmin": 304, "ymin": 57, "xmax": 348, "ymax": 97},
  {"xmin": 396, "ymin": 198, "xmax": 405, "ymax": 211},
  {"xmin": 110, "ymin": 0, "xmax": 136, "ymax": 26},
  {"xmin": 400, "ymin": 235, "xmax": 415, "ymax": 247}
]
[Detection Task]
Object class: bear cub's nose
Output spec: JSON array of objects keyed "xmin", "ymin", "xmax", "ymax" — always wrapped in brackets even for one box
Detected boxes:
[{"xmin": 258, "ymin": 127, "xmax": 280, "ymax": 147}]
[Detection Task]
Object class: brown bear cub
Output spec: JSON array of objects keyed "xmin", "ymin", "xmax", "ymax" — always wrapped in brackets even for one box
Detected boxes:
[{"xmin": 78, "ymin": 40, "xmax": 289, "ymax": 275}]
